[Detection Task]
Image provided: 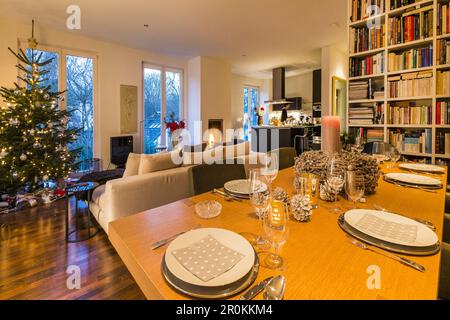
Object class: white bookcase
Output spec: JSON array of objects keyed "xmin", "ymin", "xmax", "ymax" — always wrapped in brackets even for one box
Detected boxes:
[{"xmin": 347, "ymin": 0, "xmax": 450, "ymax": 165}]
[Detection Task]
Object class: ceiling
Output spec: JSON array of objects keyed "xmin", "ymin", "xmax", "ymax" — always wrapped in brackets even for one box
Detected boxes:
[{"xmin": 0, "ymin": 0, "xmax": 347, "ymax": 79}]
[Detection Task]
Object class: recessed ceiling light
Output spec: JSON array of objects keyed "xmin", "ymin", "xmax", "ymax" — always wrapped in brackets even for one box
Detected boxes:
[
  {"xmin": 144, "ymin": 24, "xmax": 149, "ymax": 28},
  {"xmin": 242, "ymin": 54, "xmax": 247, "ymax": 57}
]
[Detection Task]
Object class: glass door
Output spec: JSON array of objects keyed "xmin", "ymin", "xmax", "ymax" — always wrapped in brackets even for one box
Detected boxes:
[{"xmin": 243, "ymin": 86, "xmax": 260, "ymax": 141}]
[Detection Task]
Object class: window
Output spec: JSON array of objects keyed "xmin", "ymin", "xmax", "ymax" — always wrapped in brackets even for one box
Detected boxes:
[
  {"xmin": 243, "ymin": 86, "xmax": 260, "ymax": 141},
  {"xmin": 24, "ymin": 46, "xmax": 96, "ymax": 172},
  {"xmin": 143, "ymin": 64, "xmax": 183, "ymax": 154}
]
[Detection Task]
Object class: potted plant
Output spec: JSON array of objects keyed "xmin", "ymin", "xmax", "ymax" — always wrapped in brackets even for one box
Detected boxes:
[{"xmin": 165, "ymin": 112, "xmax": 186, "ymax": 150}]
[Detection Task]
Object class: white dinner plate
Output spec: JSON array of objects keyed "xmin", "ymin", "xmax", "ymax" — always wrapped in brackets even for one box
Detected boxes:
[
  {"xmin": 399, "ymin": 163, "xmax": 446, "ymax": 173},
  {"xmin": 224, "ymin": 179, "xmax": 267, "ymax": 196},
  {"xmin": 164, "ymin": 228, "xmax": 255, "ymax": 287},
  {"xmin": 385, "ymin": 173, "xmax": 442, "ymax": 186},
  {"xmin": 344, "ymin": 209, "xmax": 438, "ymax": 248}
]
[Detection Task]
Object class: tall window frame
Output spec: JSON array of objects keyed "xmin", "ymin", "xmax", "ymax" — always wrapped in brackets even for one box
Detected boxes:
[
  {"xmin": 243, "ymin": 85, "xmax": 260, "ymax": 141},
  {"xmin": 142, "ymin": 62, "xmax": 184, "ymax": 152},
  {"xmin": 18, "ymin": 40, "xmax": 99, "ymax": 165}
]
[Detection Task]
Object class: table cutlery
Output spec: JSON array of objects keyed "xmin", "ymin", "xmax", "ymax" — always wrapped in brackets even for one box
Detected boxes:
[
  {"xmin": 383, "ymin": 178, "xmax": 439, "ymax": 193},
  {"xmin": 213, "ymin": 189, "xmax": 243, "ymax": 202},
  {"xmin": 151, "ymin": 225, "xmax": 201, "ymax": 250},
  {"xmin": 263, "ymin": 275, "xmax": 286, "ymax": 300},
  {"xmin": 373, "ymin": 204, "xmax": 436, "ymax": 231},
  {"xmin": 404, "ymin": 169, "xmax": 442, "ymax": 178},
  {"xmin": 346, "ymin": 235, "xmax": 425, "ymax": 273},
  {"xmin": 239, "ymin": 276, "xmax": 274, "ymax": 300}
]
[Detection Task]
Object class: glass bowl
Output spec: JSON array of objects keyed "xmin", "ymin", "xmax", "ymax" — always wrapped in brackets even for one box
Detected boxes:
[{"xmin": 195, "ymin": 200, "xmax": 222, "ymax": 219}]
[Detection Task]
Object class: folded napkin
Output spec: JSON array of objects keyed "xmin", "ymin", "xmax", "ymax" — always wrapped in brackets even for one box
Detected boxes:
[
  {"xmin": 355, "ymin": 214, "xmax": 418, "ymax": 243},
  {"xmin": 171, "ymin": 235, "xmax": 245, "ymax": 282}
]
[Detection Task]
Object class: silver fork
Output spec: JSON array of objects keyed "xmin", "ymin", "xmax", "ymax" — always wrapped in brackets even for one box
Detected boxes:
[
  {"xmin": 373, "ymin": 204, "xmax": 436, "ymax": 231},
  {"xmin": 346, "ymin": 235, "xmax": 425, "ymax": 273},
  {"xmin": 384, "ymin": 178, "xmax": 439, "ymax": 193}
]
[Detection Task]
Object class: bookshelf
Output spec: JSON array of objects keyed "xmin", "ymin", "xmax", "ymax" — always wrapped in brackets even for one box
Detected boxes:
[{"xmin": 347, "ymin": 0, "xmax": 450, "ymax": 164}]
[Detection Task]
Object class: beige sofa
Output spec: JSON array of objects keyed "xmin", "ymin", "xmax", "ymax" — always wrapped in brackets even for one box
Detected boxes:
[{"xmin": 90, "ymin": 143, "xmax": 264, "ymax": 234}]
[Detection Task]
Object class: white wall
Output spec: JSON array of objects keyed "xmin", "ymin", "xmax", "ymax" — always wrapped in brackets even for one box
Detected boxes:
[
  {"xmin": 187, "ymin": 57, "xmax": 202, "ymax": 144},
  {"xmin": 321, "ymin": 44, "xmax": 348, "ymax": 116},
  {"xmin": 0, "ymin": 18, "xmax": 188, "ymax": 167},
  {"xmin": 285, "ymin": 72, "xmax": 313, "ymax": 114}
]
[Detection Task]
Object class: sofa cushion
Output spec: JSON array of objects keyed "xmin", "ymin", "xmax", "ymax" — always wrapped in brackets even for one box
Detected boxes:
[
  {"xmin": 91, "ymin": 184, "xmax": 106, "ymax": 208},
  {"xmin": 123, "ymin": 153, "xmax": 141, "ymax": 177},
  {"xmin": 138, "ymin": 151, "xmax": 182, "ymax": 175}
]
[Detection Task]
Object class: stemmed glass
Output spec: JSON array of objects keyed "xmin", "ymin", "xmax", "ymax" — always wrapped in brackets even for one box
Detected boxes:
[
  {"xmin": 326, "ymin": 156, "xmax": 345, "ymax": 213},
  {"xmin": 246, "ymin": 169, "xmax": 271, "ymax": 250},
  {"xmin": 386, "ymin": 145, "xmax": 401, "ymax": 169},
  {"xmin": 352, "ymin": 136, "xmax": 365, "ymax": 153},
  {"xmin": 372, "ymin": 141, "xmax": 387, "ymax": 163},
  {"xmin": 345, "ymin": 171, "xmax": 365, "ymax": 208},
  {"xmin": 262, "ymin": 200, "xmax": 289, "ymax": 270},
  {"xmin": 261, "ymin": 153, "xmax": 279, "ymax": 192}
]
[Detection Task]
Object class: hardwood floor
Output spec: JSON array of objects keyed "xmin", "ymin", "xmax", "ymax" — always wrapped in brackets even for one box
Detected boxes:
[{"xmin": 0, "ymin": 198, "xmax": 145, "ymax": 300}]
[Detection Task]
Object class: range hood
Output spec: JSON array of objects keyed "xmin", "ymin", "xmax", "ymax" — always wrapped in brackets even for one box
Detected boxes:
[{"xmin": 264, "ymin": 67, "xmax": 293, "ymax": 105}]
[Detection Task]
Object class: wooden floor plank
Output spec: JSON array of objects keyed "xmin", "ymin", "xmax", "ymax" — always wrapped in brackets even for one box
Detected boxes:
[{"xmin": 0, "ymin": 198, "xmax": 145, "ymax": 300}]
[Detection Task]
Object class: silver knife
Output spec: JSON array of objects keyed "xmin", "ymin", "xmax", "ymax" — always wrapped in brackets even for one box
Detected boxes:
[
  {"xmin": 213, "ymin": 189, "xmax": 243, "ymax": 202},
  {"xmin": 239, "ymin": 277, "xmax": 274, "ymax": 300}
]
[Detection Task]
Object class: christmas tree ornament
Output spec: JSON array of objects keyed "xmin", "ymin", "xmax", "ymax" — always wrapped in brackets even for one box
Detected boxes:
[
  {"xmin": 29, "ymin": 129, "xmax": 35, "ymax": 135},
  {"xmin": 12, "ymin": 172, "xmax": 18, "ymax": 179},
  {"xmin": 0, "ymin": 149, "xmax": 7, "ymax": 159},
  {"xmin": 42, "ymin": 175, "xmax": 49, "ymax": 181},
  {"xmin": 9, "ymin": 118, "xmax": 20, "ymax": 126},
  {"xmin": 43, "ymin": 93, "xmax": 49, "ymax": 100},
  {"xmin": 20, "ymin": 153, "xmax": 27, "ymax": 161},
  {"xmin": 33, "ymin": 142, "xmax": 41, "ymax": 149},
  {"xmin": 290, "ymin": 194, "xmax": 313, "ymax": 222},
  {"xmin": 47, "ymin": 122, "xmax": 53, "ymax": 129}
]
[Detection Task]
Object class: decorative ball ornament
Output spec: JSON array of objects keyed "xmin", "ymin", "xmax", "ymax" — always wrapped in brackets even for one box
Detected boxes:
[
  {"xmin": 14, "ymin": 89, "xmax": 21, "ymax": 96},
  {"xmin": 47, "ymin": 122, "xmax": 54, "ymax": 129},
  {"xmin": 9, "ymin": 118, "xmax": 20, "ymax": 126},
  {"xmin": 290, "ymin": 194, "xmax": 313, "ymax": 222},
  {"xmin": 12, "ymin": 172, "xmax": 18, "ymax": 179},
  {"xmin": 44, "ymin": 93, "xmax": 50, "ymax": 100},
  {"xmin": 20, "ymin": 153, "xmax": 27, "ymax": 161},
  {"xmin": 42, "ymin": 175, "xmax": 49, "ymax": 182},
  {"xmin": 29, "ymin": 129, "xmax": 35, "ymax": 135},
  {"xmin": 23, "ymin": 136, "xmax": 28, "ymax": 142},
  {"xmin": 0, "ymin": 149, "xmax": 8, "ymax": 158},
  {"xmin": 33, "ymin": 141, "xmax": 42, "ymax": 149}
]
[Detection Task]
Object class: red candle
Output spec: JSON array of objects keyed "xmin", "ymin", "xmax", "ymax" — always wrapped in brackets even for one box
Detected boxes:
[{"xmin": 322, "ymin": 116, "xmax": 341, "ymax": 155}]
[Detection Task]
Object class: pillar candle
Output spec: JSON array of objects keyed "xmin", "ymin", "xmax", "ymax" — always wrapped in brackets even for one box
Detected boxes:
[{"xmin": 322, "ymin": 116, "xmax": 341, "ymax": 155}]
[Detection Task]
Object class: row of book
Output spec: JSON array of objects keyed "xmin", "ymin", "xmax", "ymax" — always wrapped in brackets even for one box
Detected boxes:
[
  {"xmin": 352, "ymin": 127, "xmax": 385, "ymax": 142},
  {"xmin": 436, "ymin": 39, "xmax": 450, "ymax": 65},
  {"xmin": 437, "ymin": 70, "xmax": 450, "ymax": 95},
  {"xmin": 388, "ymin": 102, "xmax": 432, "ymax": 125},
  {"xmin": 388, "ymin": 71, "xmax": 433, "ymax": 98},
  {"xmin": 349, "ymin": 81, "xmax": 371, "ymax": 100},
  {"xmin": 389, "ymin": 129, "xmax": 432, "ymax": 154},
  {"xmin": 349, "ymin": 103, "xmax": 385, "ymax": 125},
  {"xmin": 436, "ymin": 131, "xmax": 450, "ymax": 155},
  {"xmin": 350, "ymin": 52, "xmax": 385, "ymax": 77},
  {"xmin": 436, "ymin": 101, "xmax": 450, "ymax": 125},
  {"xmin": 437, "ymin": 2, "xmax": 450, "ymax": 36},
  {"xmin": 350, "ymin": 25, "xmax": 385, "ymax": 54},
  {"xmin": 387, "ymin": 7, "xmax": 433, "ymax": 46},
  {"xmin": 390, "ymin": 0, "xmax": 419, "ymax": 11},
  {"xmin": 388, "ymin": 45, "xmax": 433, "ymax": 71},
  {"xmin": 350, "ymin": 0, "xmax": 385, "ymax": 22}
]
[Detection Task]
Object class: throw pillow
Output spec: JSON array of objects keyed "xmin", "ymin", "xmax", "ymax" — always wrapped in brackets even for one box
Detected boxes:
[
  {"xmin": 123, "ymin": 153, "xmax": 141, "ymax": 177},
  {"xmin": 138, "ymin": 151, "xmax": 181, "ymax": 175}
]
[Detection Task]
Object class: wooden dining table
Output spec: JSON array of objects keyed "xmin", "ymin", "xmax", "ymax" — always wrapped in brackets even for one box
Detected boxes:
[{"xmin": 109, "ymin": 164, "xmax": 447, "ymax": 300}]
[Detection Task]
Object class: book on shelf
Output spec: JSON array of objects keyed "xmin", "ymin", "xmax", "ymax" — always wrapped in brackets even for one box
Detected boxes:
[
  {"xmin": 436, "ymin": 101, "xmax": 450, "ymax": 125},
  {"xmin": 436, "ymin": 39, "xmax": 450, "ymax": 65},
  {"xmin": 437, "ymin": 2, "xmax": 450, "ymax": 36},
  {"xmin": 373, "ymin": 90, "xmax": 385, "ymax": 99},
  {"xmin": 352, "ymin": 127, "xmax": 384, "ymax": 142},
  {"xmin": 350, "ymin": 0, "xmax": 385, "ymax": 22},
  {"xmin": 349, "ymin": 103, "xmax": 384, "ymax": 125},
  {"xmin": 435, "ymin": 131, "xmax": 450, "ymax": 155},
  {"xmin": 350, "ymin": 25, "xmax": 385, "ymax": 54},
  {"xmin": 387, "ymin": 6, "xmax": 433, "ymax": 46},
  {"xmin": 388, "ymin": 102, "xmax": 432, "ymax": 125},
  {"xmin": 388, "ymin": 45, "xmax": 432, "ymax": 71},
  {"xmin": 350, "ymin": 52, "xmax": 384, "ymax": 77},
  {"xmin": 388, "ymin": 70, "xmax": 433, "ymax": 98},
  {"xmin": 437, "ymin": 70, "xmax": 450, "ymax": 95},
  {"xmin": 390, "ymin": 0, "xmax": 421, "ymax": 11},
  {"xmin": 389, "ymin": 129, "xmax": 432, "ymax": 154},
  {"xmin": 349, "ymin": 80, "xmax": 370, "ymax": 100}
]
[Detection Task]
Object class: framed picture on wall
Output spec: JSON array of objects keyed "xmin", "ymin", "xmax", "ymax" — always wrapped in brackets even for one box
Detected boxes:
[{"xmin": 120, "ymin": 85, "xmax": 138, "ymax": 134}]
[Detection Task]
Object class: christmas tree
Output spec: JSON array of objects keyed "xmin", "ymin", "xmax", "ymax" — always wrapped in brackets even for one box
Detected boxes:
[{"xmin": 0, "ymin": 48, "xmax": 80, "ymax": 192}]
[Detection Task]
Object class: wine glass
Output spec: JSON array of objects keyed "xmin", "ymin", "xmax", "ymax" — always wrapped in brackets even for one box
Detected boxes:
[
  {"xmin": 261, "ymin": 153, "xmax": 279, "ymax": 192},
  {"xmin": 386, "ymin": 145, "xmax": 401, "ymax": 169},
  {"xmin": 372, "ymin": 141, "xmax": 387, "ymax": 163},
  {"xmin": 246, "ymin": 169, "xmax": 271, "ymax": 250},
  {"xmin": 262, "ymin": 200, "xmax": 289, "ymax": 270},
  {"xmin": 352, "ymin": 136, "xmax": 365, "ymax": 153},
  {"xmin": 326, "ymin": 156, "xmax": 345, "ymax": 213},
  {"xmin": 345, "ymin": 171, "xmax": 365, "ymax": 208}
]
